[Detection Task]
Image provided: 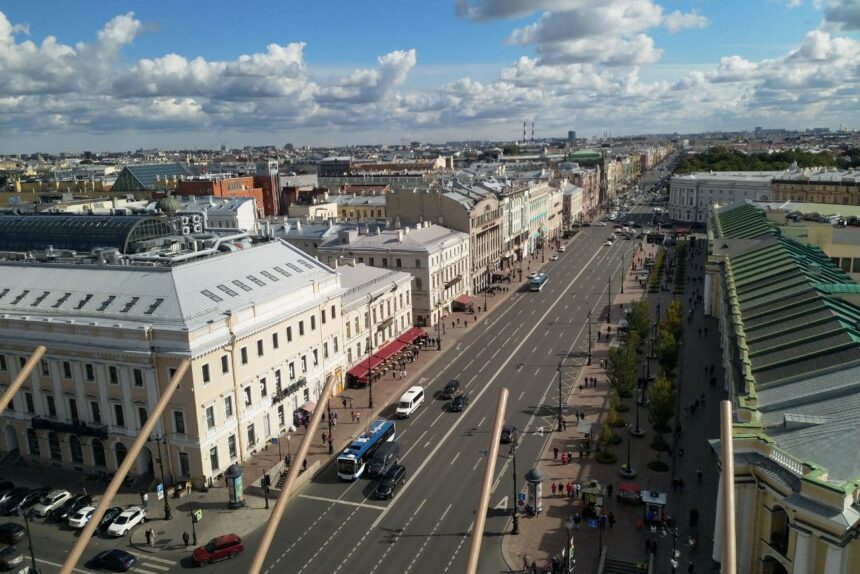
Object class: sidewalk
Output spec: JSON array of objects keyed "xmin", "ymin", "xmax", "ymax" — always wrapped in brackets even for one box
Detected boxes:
[
  {"xmin": 0, "ymin": 235, "xmax": 577, "ymax": 558},
  {"xmin": 503, "ymin": 236, "xmax": 726, "ymax": 574}
]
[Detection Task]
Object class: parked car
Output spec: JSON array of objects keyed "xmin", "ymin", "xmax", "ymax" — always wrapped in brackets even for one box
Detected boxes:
[
  {"xmin": 91, "ymin": 549, "xmax": 137, "ymax": 572},
  {"xmin": 68, "ymin": 506, "xmax": 96, "ymax": 529},
  {"xmin": 107, "ymin": 506, "xmax": 145, "ymax": 537},
  {"xmin": 501, "ymin": 425, "xmax": 517, "ymax": 444},
  {"xmin": 440, "ymin": 380, "xmax": 461, "ymax": 400},
  {"xmin": 595, "ymin": 221, "xmax": 607, "ymax": 226},
  {"xmin": 96, "ymin": 506, "xmax": 124, "ymax": 533},
  {"xmin": 32, "ymin": 489, "xmax": 72, "ymax": 518},
  {"xmin": 0, "ymin": 489, "xmax": 27, "ymax": 515},
  {"xmin": 374, "ymin": 464, "xmax": 406, "ymax": 500},
  {"xmin": 14, "ymin": 487, "xmax": 49, "ymax": 515},
  {"xmin": 0, "ymin": 524, "xmax": 23, "ymax": 546},
  {"xmin": 192, "ymin": 534, "xmax": 245, "ymax": 565},
  {"xmin": 51, "ymin": 494, "xmax": 92, "ymax": 522},
  {"xmin": 0, "ymin": 487, "xmax": 15, "ymax": 508},
  {"xmin": 549, "ymin": 255, "xmax": 559, "ymax": 261},
  {"xmin": 603, "ymin": 240, "xmax": 613, "ymax": 247},
  {"xmin": 449, "ymin": 393, "xmax": 470, "ymax": 412},
  {"xmin": 0, "ymin": 544, "xmax": 23, "ymax": 570}
]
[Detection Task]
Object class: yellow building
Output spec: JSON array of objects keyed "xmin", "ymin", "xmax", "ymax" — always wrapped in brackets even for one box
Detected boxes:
[
  {"xmin": 771, "ymin": 168, "xmax": 860, "ymax": 205},
  {"xmin": 706, "ymin": 202, "xmax": 860, "ymax": 574}
]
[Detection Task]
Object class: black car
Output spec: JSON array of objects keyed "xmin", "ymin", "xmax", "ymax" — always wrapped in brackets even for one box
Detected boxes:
[
  {"xmin": 0, "ymin": 523, "xmax": 24, "ymax": 546},
  {"xmin": 0, "ymin": 482, "xmax": 12, "ymax": 494},
  {"xmin": 91, "ymin": 549, "xmax": 137, "ymax": 572},
  {"xmin": 9, "ymin": 488, "xmax": 48, "ymax": 516},
  {"xmin": 0, "ymin": 489, "xmax": 28, "ymax": 516},
  {"xmin": 500, "ymin": 425, "xmax": 516, "ymax": 444},
  {"xmin": 0, "ymin": 487, "xmax": 16, "ymax": 508},
  {"xmin": 97, "ymin": 506, "xmax": 124, "ymax": 533},
  {"xmin": 50, "ymin": 494, "xmax": 91, "ymax": 522},
  {"xmin": 374, "ymin": 464, "xmax": 406, "ymax": 500},
  {"xmin": 449, "ymin": 394, "xmax": 470, "ymax": 412},
  {"xmin": 440, "ymin": 380, "xmax": 461, "ymax": 400}
]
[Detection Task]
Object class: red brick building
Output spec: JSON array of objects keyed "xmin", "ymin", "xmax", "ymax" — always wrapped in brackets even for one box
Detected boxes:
[{"xmin": 175, "ymin": 176, "xmax": 267, "ymax": 216}]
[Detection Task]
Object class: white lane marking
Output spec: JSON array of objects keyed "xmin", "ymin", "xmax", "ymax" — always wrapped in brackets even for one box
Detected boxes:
[
  {"xmin": 138, "ymin": 564, "xmax": 170, "ymax": 572},
  {"xmin": 142, "ymin": 555, "xmax": 176, "ymax": 565},
  {"xmin": 490, "ymin": 347, "xmax": 502, "ymax": 360},
  {"xmin": 450, "ymin": 452, "xmax": 461, "ymax": 466},
  {"xmin": 481, "ymin": 359, "xmax": 490, "ymax": 370},
  {"xmin": 298, "ymin": 494, "xmax": 386, "ymax": 511},
  {"xmin": 368, "ymin": 245, "xmax": 606, "ymax": 532},
  {"xmin": 430, "ymin": 411, "xmax": 445, "ymax": 428},
  {"xmin": 465, "ymin": 359, "xmax": 474, "ymax": 369},
  {"xmin": 534, "ymin": 368, "xmax": 540, "ymax": 376},
  {"xmin": 465, "ymin": 374, "xmax": 478, "ymax": 389},
  {"xmin": 404, "ymin": 503, "xmax": 454, "ymax": 574},
  {"xmin": 472, "ymin": 457, "xmax": 483, "ymax": 471},
  {"xmin": 414, "ymin": 430, "xmax": 427, "ymax": 446},
  {"xmin": 133, "ymin": 569, "xmax": 162, "ymax": 574},
  {"xmin": 517, "ymin": 390, "xmax": 525, "ymax": 401},
  {"xmin": 365, "ymin": 498, "xmax": 427, "ymax": 574},
  {"xmin": 532, "ymin": 345, "xmax": 539, "ymax": 353},
  {"xmin": 477, "ymin": 416, "xmax": 486, "ymax": 428}
]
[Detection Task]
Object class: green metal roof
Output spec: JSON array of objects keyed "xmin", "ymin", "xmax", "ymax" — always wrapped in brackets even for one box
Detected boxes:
[{"xmin": 713, "ymin": 202, "xmax": 779, "ymax": 239}]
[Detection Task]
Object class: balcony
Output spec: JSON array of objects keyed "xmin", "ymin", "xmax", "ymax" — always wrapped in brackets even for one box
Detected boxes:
[{"xmin": 31, "ymin": 416, "xmax": 109, "ymax": 440}]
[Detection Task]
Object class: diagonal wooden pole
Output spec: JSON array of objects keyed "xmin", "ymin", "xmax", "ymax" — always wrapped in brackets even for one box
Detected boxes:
[
  {"xmin": 720, "ymin": 400, "xmax": 736, "ymax": 574},
  {"xmin": 59, "ymin": 359, "xmax": 190, "ymax": 574},
  {"xmin": 0, "ymin": 346, "xmax": 46, "ymax": 417}
]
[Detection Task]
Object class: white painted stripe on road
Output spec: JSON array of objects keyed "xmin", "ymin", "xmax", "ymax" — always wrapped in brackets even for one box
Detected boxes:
[
  {"xmin": 298, "ymin": 494, "xmax": 386, "ymax": 510},
  {"xmin": 133, "ymin": 569, "xmax": 163, "ymax": 574},
  {"xmin": 414, "ymin": 430, "xmax": 427, "ymax": 446},
  {"xmin": 466, "ymin": 374, "xmax": 477, "ymax": 388},
  {"xmin": 139, "ymin": 564, "xmax": 170, "ymax": 571},
  {"xmin": 141, "ymin": 555, "xmax": 176, "ymax": 565},
  {"xmin": 518, "ymin": 390, "xmax": 525, "ymax": 401},
  {"xmin": 450, "ymin": 452, "xmax": 460, "ymax": 466},
  {"xmin": 368, "ymin": 245, "xmax": 606, "ymax": 532},
  {"xmin": 481, "ymin": 359, "xmax": 490, "ymax": 370},
  {"xmin": 534, "ymin": 368, "xmax": 540, "ymax": 376},
  {"xmin": 477, "ymin": 416, "xmax": 486, "ymax": 428},
  {"xmin": 430, "ymin": 411, "xmax": 445, "ymax": 428},
  {"xmin": 532, "ymin": 345, "xmax": 538, "ymax": 353},
  {"xmin": 472, "ymin": 457, "xmax": 483, "ymax": 471},
  {"xmin": 465, "ymin": 359, "xmax": 474, "ymax": 369}
]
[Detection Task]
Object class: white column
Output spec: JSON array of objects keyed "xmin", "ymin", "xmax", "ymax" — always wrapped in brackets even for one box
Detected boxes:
[
  {"xmin": 712, "ymin": 474, "xmax": 724, "ymax": 563},
  {"xmin": 793, "ymin": 530, "xmax": 811, "ymax": 574},
  {"xmin": 824, "ymin": 543, "xmax": 844, "ymax": 574}
]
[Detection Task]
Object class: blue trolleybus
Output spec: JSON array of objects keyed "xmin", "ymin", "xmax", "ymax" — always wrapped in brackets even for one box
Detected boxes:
[
  {"xmin": 528, "ymin": 272, "xmax": 548, "ymax": 292},
  {"xmin": 337, "ymin": 419, "xmax": 396, "ymax": 480}
]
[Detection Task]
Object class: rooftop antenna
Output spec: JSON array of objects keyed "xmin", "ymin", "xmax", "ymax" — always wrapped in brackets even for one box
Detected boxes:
[
  {"xmin": 531, "ymin": 121, "xmax": 535, "ymax": 143},
  {"xmin": 523, "ymin": 121, "xmax": 527, "ymax": 145}
]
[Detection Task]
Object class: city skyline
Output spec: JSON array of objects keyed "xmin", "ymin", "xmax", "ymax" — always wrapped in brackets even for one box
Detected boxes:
[{"xmin": 1, "ymin": 0, "xmax": 858, "ymax": 154}]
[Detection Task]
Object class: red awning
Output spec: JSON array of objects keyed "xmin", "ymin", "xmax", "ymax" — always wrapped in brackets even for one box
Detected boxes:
[
  {"xmin": 374, "ymin": 339, "xmax": 406, "ymax": 362},
  {"xmin": 397, "ymin": 326, "xmax": 425, "ymax": 344},
  {"xmin": 453, "ymin": 294, "xmax": 474, "ymax": 305},
  {"xmin": 347, "ymin": 355, "xmax": 385, "ymax": 381},
  {"xmin": 618, "ymin": 482, "xmax": 641, "ymax": 493}
]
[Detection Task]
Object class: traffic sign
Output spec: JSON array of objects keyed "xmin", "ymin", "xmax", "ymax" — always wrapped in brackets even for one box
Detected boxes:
[
  {"xmin": 193, "ymin": 509, "xmax": 203, "ymax": 523},
  {"xmin": 156, "ymin": 483, "xmax": 164, "ymax": 501},
  {"xmin": 516, "ymin": 493, "xmax": 527, "ymax": 510}
]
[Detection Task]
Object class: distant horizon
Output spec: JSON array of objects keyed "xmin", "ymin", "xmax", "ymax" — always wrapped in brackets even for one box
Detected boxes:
[{"xmin": 1, "ymin": 1, "xmax": 858, "ymax": 154}]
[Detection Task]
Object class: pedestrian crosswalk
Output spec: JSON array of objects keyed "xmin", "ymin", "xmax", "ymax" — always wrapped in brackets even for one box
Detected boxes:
[{"xmin": 127, "ymin": 551, "xmax": 175, "ymax": 574}]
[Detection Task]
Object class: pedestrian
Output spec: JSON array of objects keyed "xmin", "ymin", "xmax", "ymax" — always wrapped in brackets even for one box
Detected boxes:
[
  {"xmin": 599, "ymin": 512, "xmax": 607, "ymax": 530},
  {"xmin": 575, "ymin": 482, "xmax": 581, "ymax": 498},
  {"xmin": 560, "ymin": 452, "xmax": 567, "ymax": 465},
  {"xmin": 333, "ymin": 411, "xmax": 339, "ymax": 424},
  {"xmin": 573, "ymin": 513, "xmax": 581, "ymax": 530},
  {"xmin": 356, "ymin": 412, "xmax": 361, "ymax": 424},
  {"xmin": 302, "ymin": 458, "xmax": 308, "ymax": 471},
  {"xmin": 322, "ymin": 432, "xmax": 327, "ymax": 446},
  {"xmin": 140, "ymin": 490, "xmax": 148, "ymax": 509},
  {"xmin": 551, "ymin": 482, "xmax": 557, "ymax": 497},
  {"xmin": 579, "ymin": 384, "xmax": 584, "ymax": 396},
  {"xmin": 145, "ymin": 528, "xmax": 152, "ymax": 546},
  {"xmin": 553, "ymin": 447, "xmax": 559, "ymax": 461},
  {"xmin": 183, "ymin": 531, "xmax": 190, "ymax": 547},
  {"xmin": 566, "ymin": 482, "xmax": 572, "ymax": 497},
  {"xmin": 341, "ymin": 398, "xmax": 347, "ymax": 409},
  {"xmin": 607, "ymin": 483, "xmax": 614, "ymax": 499},
  {"xmin": 608, "ymin": 511, "xmax": 616, "ymax": 528},
  {"xmin": 561, "ymin": 419, "xmax": 567, "ymax": 431},
  {"xmin": 147, "ymin": 528, "xmax": 155, "ymax": 547}
]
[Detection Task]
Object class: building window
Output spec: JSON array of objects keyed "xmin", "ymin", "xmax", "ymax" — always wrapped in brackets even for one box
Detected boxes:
[
  {"xmin": 210, "ymin": 447, "xmax": 219, "ymax": 473},
  {"xmin": 347, "ymin": 349, "xmax": 353, "ymax": 363},
  {"xmin": 277, "ymin": 405, "xmax": 285, "ymax": 427},
  {"xmin": 396, "ymin": 258, "xmax": 402, "ymax": 268},
  {"xmin": 221, "ymin": 355, "xmax": 230, "ymax": 374},
  {"xmin": 257, "ymin": 339, "xmax": 264, "ymax": 357},
  {"xmin": 90, "ymin": 401, "xmax": 101, "ymax": 423},
  {"xmin": 260, "ymin": 377, "xmax": 268, "ymax": 397},
  {"xmin": 133, "ymin": 369, "xmax": 144, "ymax": 387},
  {"xmin": 85, "ymin": 364, "xmax": 95, "ymax": 381},
  {"xmin": 228, "ymin": 435, "xmax": 237, "ymax": 459},
  {"xmin": 247, "ymin": 424, "xmax": 256, "ymax": 447},
  {"xmin": 174, "ymin": 411, "xmax": 186, "ymax": 434},
  {"xmin": 301, "ymin": 356, "xmax": 307, "ymax": 372},
  {"xmin": 382, "ymin": 258, "xmax": 388, "ymax": 267},
  {"xmin": 25, "ymin": 392, "xmax": 34, "ymax": 414},
  {"xmin": 138, "ymin": 406, "xmax": 148, "ymax": 428},
  {"xmin": 272, "ymin": 333, "xmax": 279, "ymax": 349},
  {"xmin": 288, "ymin": 362, "xmax": 295, "ymax": 379},
  {"xmin": 46, "ymin": 395, "xmax": 56, "ymax": 417},
  {"xmin": 324, "ymin": 342, "xmax": 329, "ymax": 359},
  {"xmin": 108, "ymin": 366, "xmax": 119, "ymax": 384},
  {"xmin": 286, "ymin": 326, "xmax": 293, "ymax": 342},
  {"xmin": 206, "ymin": 406, "xmax": 215, "ymax": 429},
  {"xmin": 369, "ymin": 257, "xmax": 375, "ymax": 267},
  {"xmin": 244, "ymin": 386, "xmax": 252, "ymax": 407},
  {"xmin": 299, "ymin": 321, "xmax": 305, "ymax": 336},
  {"xmin": 40, "ymin": 360, "xmax": 49, "ymax": 376},
  {"xmin": 311, "ymin": 316, "xmax": 316, "ymax": 331},
  {"xmin": 240, "ymin": 347, "xmax": 248, "ymax": 365},
  {"xmin": 331, "ymin": 305, "xmax": 336, "ymax": 319},
  {"xmin": 415, "ymin": 259, "xmax": 421, "ymax": 268},
  {"xmin": 113, "ymin": 404, "xmax": 125, "ymax": 427},
  {"xmin": 346, "ymin": 322, "xmax": 351, "ymax": 339},
  {"xmin": 321, "ymin": 309, "xmax": 326, "ymax": 324},
  {"xmin": 62, "ymin": 361, "xmax": 72, "ymax": 379},
  {"xmin": 202, "ymin": 364, "xmax": 211, "ymax": 384},
  {"xmin": 224, "ymin": 396, "xmax": 233, "ymax": 418},
  {"xmin": 69, "ymin": 398, "xmax": 79, "ymax": 422}
]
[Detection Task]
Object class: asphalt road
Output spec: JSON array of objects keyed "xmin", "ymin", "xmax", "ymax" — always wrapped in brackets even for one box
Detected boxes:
[{"xmin": 223, "ymin": 213, "xmax": 654, "ymax": 574}]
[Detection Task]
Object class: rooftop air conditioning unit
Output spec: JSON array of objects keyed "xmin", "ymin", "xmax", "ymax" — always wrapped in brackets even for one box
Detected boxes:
[
  {"xmin": 193, "ymin": 223, "xmax": 202, "ymax": 233},
  {"xmin": 181, "ymin": 216, "xmax": 190, "ymax": 225},
  {"xmin": 181, "ymin": 226, "xmax": 191, "ymax": 235},
  {"xmin": 192, "ymin": 214, "xmax": 202, "ymax": 223}
]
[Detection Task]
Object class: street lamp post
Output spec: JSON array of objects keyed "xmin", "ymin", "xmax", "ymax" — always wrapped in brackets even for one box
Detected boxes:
[
  {"xmin": 632, "ymin": 385, "xmax": 644, "ymax": 437},
  {"xmin": 367, "ymin": 294, "xmax": 375, "ymax": 409},
  {"xmin": 190, "ymin": 503, "xmax": 198, "ymax": 545},
  {"xmin": 150, "ymin": 434, "xmax": 172, "ymax": 520},
  {"xmin": 557, "ymin": 362, "xmax": 564, "ymax": 432},
  {"xmin": 619, "ymin": 424, "xmax": 637, "ymax": 478},
  {"xmin": 606, "ymin": 276, "xmax": 611, "ymax": 323},
  {"xmin": 485, "ymin": 263, "xmax": 491, "ymax": 312},
  {"xmin": 510, "ymin": 427, "xmax": 519, "ymax": 535},
  {"xmin": 20, "ymin": 509, "xmax": 39, "ymax": 574},
  {"xmin": 619, "ymin": 258, "xmax": 625, "ymax": 294},
  {"xmin": 587, "ymin": 309, "xmax": 592, "ymax": 366},
  {"xmin": 326, "ymin": 390, "xmax": 334, "ymax": 456}
]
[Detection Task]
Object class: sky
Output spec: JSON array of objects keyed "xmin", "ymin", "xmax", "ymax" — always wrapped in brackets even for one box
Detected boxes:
[{"xmin": 0, "ymin": 0, "xmax": 858, "ymax": 153}]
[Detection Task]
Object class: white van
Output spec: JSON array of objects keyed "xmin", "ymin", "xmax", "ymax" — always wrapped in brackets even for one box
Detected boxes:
[
  {"xmin": 558, "ymin": 245, "xmax": 566, "ymax": 252},
  {"xmin": 396, "ymin": 386, "xmax": 425, "ymax": 418}
]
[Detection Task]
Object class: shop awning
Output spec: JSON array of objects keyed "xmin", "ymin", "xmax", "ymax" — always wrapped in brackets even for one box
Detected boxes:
[
  {"xmin": 346, "ymin": 355, "xmax": 384, "ymax": 381},
  {"xmin": 397, "ymin": 326, "xmax": 426, "ymax": 344},
  {"xmin": 375, "ymin": 339, "xmax": 406, "ymax": 362},
  {"xmin": 453, "ymin": 294, "xmax": 474, "ymax": 306},
  {"xmin": 299, "ymin": 401, "xmax": 317, "ymax": 414}
]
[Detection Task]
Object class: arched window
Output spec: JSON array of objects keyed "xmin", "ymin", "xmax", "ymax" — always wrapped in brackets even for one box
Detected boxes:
[
  {"xmin": 69, "ymin": 435, "xmax": 84, "ymax": 464},
  {"xmin": 92, "ymin": 439, "xmax": 106, "ymax": 467},
  {"xmin": 115, "ymin": 442, "xmax": 128, "ymax": 468},
  {"xmin": 48, "ymin": 432, "xmax": 61, "ymax": 460},
  {"xmin": 27, "ymin": 429, "xmax": 40, "ymax": 457}
]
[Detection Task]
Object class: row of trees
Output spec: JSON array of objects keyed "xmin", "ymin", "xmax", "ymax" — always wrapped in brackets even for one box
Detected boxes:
[{"xmin": 675, "ymin": 146, "xmax": 842, "ymax": 173}]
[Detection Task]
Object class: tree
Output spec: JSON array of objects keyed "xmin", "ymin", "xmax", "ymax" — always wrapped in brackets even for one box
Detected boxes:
[
  {"xmin": 655, "ymin": 325, "xmax": 679, "ymax": 376},
  {"xmin": 665, "ymin": 298, "xmax": 683, "ymax": 340},
  {"xmin": 648, "ymin": 374, "xmax": 675, "ymax": 433},
  {"xmin": 607, "ymin": 335, "xmax": 638, "ymax": 397},
  {"xmin": 598, "ymin": 421, "xmax": 616, "ymax": 452},
  {"xmin": 606, "ymin": 403, "xmax": 623, "ymax": 428},
  {"xmin": 502, "ymin": 143, "xmax": 520, "ymax": 156},
  {"xmin": 627, "ymin": 300, "xmax": 651, "ymax": 345}
]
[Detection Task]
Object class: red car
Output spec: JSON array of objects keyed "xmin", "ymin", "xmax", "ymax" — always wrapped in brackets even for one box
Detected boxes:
[{"xmin": 193, "ymin": 534, "xmax": 244, "ymax": 565}]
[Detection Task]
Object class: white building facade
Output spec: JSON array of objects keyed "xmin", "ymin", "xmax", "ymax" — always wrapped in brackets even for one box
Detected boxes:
[{"xmin": 669, "ymin": 171, "xmax": 782, "ymax": 224}]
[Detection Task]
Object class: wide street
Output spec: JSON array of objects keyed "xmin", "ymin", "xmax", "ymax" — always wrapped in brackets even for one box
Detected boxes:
[{"xmin": 223, "ymin": 207, "xmax": 654, "ymax": 574}]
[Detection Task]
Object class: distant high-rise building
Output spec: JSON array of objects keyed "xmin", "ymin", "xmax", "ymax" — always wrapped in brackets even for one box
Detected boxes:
[{"xmin": 568, "ymin": 131, "xmax": 577, "ymax": 144}]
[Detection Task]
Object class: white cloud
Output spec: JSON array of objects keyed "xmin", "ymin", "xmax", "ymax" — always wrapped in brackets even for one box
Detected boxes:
[
  {"xmin": 818, "ymin": 0, "xmax": 860, "ymax": 30},
  {"xmin": 663, "ymin": 10, "xmax": 709, "ymax": 33}
]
